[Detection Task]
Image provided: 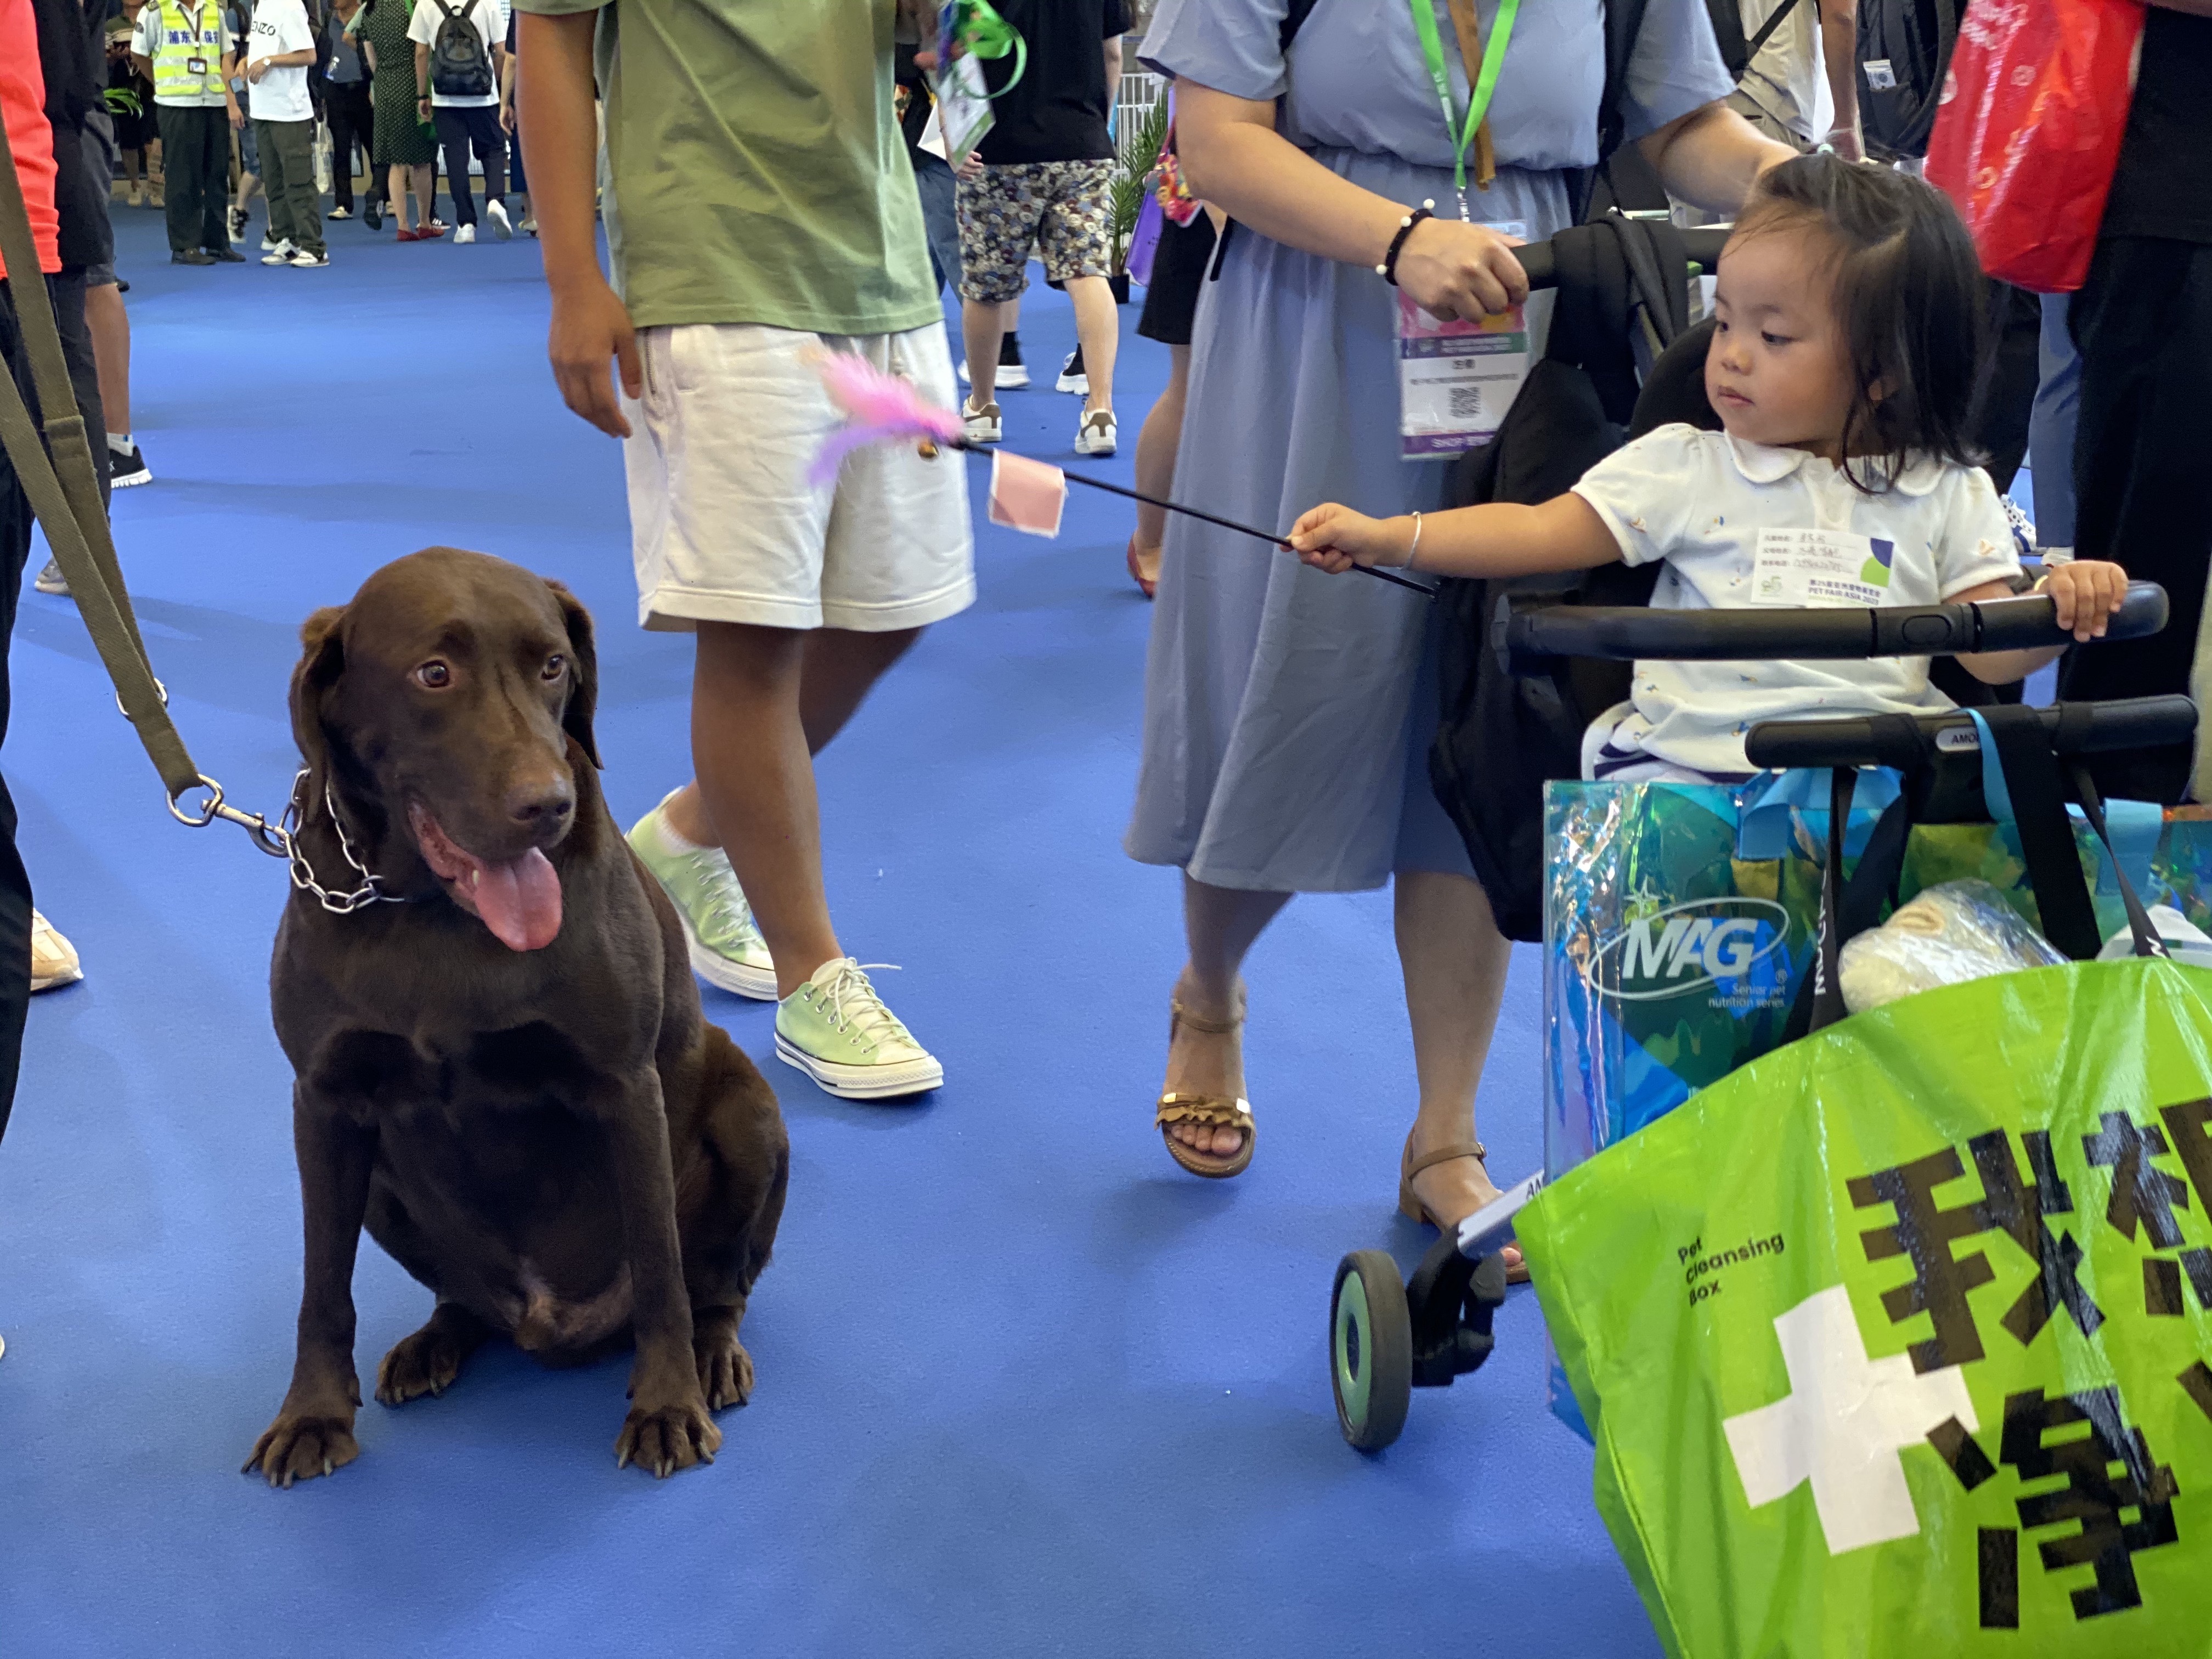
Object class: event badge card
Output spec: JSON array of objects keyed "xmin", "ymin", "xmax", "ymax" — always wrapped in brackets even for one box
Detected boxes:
[
  {"xmin": 929, "ymin": 2, "xmax": 996, "ymax": 160},
  {"xmin": 1395, "ymin": 221, "xmax": 1531, "ymax": 461},
  {"xmin": 1749, "ymin": 529, "xmax": 1896, "ymax": 607}
]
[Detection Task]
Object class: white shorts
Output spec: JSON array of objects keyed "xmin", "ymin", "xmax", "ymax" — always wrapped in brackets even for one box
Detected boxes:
[{"xmin": 622, "ymin": 320, "xmax": 976, "ymax": 633}]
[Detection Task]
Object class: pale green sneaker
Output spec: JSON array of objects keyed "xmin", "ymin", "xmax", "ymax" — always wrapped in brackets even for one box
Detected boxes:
[
  {"xmin": 775, "ymin": 958, "xmax": 943, "ymax": 1099},
  {"xmin": 625, "ymin": 794, "xmax": 778, "ymax": 1000}
]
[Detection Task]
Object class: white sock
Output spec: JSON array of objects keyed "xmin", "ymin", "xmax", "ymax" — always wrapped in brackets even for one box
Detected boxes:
[
  {"xmin": 652, "ymin": 800, "xmax": 711, "ymax": 857},
  {"xmin": 108, "ymin": 431, "xmax": 132, "ymax": 454}
]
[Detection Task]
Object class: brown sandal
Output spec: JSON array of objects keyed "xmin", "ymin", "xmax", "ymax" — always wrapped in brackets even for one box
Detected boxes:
[
  {"xmin": 1400, "ymin": 1131, "xmax": 1530, "ymax": 1284},
  {"xmin": 1156, "ymin": 999, "xmax": 1255, "ymax": 1180}
]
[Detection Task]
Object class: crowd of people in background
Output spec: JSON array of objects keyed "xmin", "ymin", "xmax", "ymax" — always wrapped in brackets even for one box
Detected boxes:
[{"xmin": 103, "ymin": 0, "xmax": 532, "ymax": 269}]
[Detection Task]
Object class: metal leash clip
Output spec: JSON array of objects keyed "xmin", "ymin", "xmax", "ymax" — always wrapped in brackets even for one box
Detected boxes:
[{"xmin": 167, "ymin": 772, "xmax": 292, "ymax": 859}]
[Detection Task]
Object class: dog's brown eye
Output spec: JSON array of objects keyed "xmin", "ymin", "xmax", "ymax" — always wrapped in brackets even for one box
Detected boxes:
[
  {"xmin": 415, "ymin": 661, "xmax": 452, "ymax": 689},
  {"xmin": 542, "ymin": 654, "xmax": 566, "ymax": 681}
]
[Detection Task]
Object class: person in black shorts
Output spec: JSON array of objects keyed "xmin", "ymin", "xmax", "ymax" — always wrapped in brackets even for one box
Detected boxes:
[{"xmin": 1125, "ymin": 205, "xmax": 1216, "ymax": 597}]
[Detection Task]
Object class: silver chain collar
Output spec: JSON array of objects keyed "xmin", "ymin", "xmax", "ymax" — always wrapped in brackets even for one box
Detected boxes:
[{"xmin": 281, "ymin": 769, "xmax": 411, "ymax": 915}]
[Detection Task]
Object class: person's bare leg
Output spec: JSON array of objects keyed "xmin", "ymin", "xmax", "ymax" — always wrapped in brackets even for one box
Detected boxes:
[
  {"xmin": 413, "ymin": 164, "xmax": 435, "ymax": 228},
  {"xmin": 1130, "ymin": 343, "xmax": 1190, "ymax": 585},
  {"xmin": 675, "ymin": 623, "xmax": 840, "ymax": 1000},
  {"xmin": 1162, "ymin": 874, "xmax": 1292, "ymax": 1159},
  {"xmin": 659, "ymin": 627, "xmax": 922, "ymax": 995},
  {"xmin": 85, "ymin": 284, "xmax": 132, "ymax": 439},
  {"xmin": 1064, "ymin": 274, "xmax": 1119, "ymax": 420},
  {"xmin": 961, "ymin": 296, "xmax": 1006, "ymax": 411},
  {"xmin": 1395, "ymin": 869, "xmax": 1517, "ymax": 1240},
  {"xmin": 795, "ymin": 626, "xmax": 921, "ymax": 752},
  {"xmin": 385, "ymin": 164, "xmax": 410, "ymax": 229}
]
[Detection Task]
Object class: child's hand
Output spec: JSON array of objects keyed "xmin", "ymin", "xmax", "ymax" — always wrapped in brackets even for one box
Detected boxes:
[
  {"xmin": 1289, "ymin": 504, "xmax": 1414, "ymax": 574},
  {"xmin": 2044, "ymin": 560, "xmax": 2130, "ymax": 641}
]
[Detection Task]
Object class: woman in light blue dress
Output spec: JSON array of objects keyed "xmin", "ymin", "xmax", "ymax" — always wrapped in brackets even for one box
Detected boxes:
[{"xmin": 1129, "ymin": 0, "xmax": 1796, "ymax": 1232}]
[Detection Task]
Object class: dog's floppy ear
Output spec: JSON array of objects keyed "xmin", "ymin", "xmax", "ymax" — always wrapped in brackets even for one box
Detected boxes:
[
  {"xmin": 289, "ymin": 606, "xmax": 347, "ymax": 781},
  {"xmin": 545, "ymin": 579, "xmax": 601, "ymax": 770}
]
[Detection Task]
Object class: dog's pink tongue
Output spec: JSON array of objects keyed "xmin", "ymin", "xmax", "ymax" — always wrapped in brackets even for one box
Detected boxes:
[{"xmin": 472, "ymin": 849, "xmax": 562, "ymax": 951}]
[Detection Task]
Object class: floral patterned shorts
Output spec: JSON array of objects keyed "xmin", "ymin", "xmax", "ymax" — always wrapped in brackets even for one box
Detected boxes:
[{"xmin": 955, "ymin": 159, "xmax": 1115, "ymax": 305}]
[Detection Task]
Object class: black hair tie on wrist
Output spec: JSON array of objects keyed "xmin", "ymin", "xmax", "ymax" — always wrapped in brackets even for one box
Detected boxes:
[{"xmin": 1378, "ymin": 200, "xmax": 1436, "ymax": 287}]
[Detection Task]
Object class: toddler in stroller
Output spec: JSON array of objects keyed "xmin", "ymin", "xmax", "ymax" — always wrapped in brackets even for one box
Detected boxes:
[{"xmin": 1291, "ymin": 154, "xmax": 2130, "ymax": 779}]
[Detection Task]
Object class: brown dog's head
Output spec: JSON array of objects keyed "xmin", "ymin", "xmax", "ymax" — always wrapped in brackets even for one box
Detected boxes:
[{"xmin": 290, "ymin": 548, "xmax": 601, "ymax": 952}]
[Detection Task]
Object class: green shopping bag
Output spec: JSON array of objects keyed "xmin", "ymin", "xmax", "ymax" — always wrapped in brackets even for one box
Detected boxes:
[{"xmin": 1519, "ymin": 957, "xmax": 2212, "ymax": 1657}]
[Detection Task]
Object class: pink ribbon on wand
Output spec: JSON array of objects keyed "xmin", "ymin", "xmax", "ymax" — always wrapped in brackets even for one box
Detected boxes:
[{"xmin": 805, "ymin": 351, "xmax": 1435, "ymax": 596}]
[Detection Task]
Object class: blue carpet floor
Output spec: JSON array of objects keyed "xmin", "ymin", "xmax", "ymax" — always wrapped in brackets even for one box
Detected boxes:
[{"xmin": 0, "ymin": 204, "xmax": 1652, "ymax": 1657}]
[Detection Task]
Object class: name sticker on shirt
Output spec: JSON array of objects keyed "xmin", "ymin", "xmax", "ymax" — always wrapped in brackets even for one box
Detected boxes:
[
  {"xmin": 1395, "ymin": 221, "xmax": 1530, "ymax": 463},
  {"xmin": 1750, "ymin": 529, "xmax": 1898, "ymax": 607}
]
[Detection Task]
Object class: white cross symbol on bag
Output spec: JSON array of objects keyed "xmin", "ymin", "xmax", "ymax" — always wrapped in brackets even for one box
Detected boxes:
[{"xmin": 1723, "ymin": 1285, "xmax": 1977, "ymax": 1554}]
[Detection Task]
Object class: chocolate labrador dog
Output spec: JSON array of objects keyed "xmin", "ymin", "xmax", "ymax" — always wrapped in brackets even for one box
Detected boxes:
[{"xmin": 246, "ymin": 548, "xmax": 787, "ymax": 1486}]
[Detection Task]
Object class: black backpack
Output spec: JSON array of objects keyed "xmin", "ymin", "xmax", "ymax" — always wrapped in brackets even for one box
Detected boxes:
[
  {"xmin": 1854, "ymin": 0, "xmax": 1960, "ymax": 161},
  {"xmin": 427, "ymin": 0, "xmax": 492, "ymax": 100},
  {"xmin": 1703, "ymin": 0, "xmax": 1812, "ymax": 82},
  {"xmin": 1429, "ymin": 214, "xmax": 1699, "ymax": 940}
]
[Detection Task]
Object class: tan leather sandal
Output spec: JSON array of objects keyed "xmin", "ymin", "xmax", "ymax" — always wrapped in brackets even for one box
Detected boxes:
[
  {"xmin": 1156, "ymin": 999, "xmax": 1255, "ymax": 1180},
  {"xmin": 1400, "ymin": 1131, "xmax": 1530, "ymax": 1284}
]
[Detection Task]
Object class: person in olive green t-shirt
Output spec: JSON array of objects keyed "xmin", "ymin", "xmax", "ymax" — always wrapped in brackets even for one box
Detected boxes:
[{"xmin": 516, "ymin": 0, "xmax": 970, "ymax": 1110}]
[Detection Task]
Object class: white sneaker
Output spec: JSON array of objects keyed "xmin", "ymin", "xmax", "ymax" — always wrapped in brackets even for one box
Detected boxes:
[
  {"xmin": 1057, "ymin": 349, "xmax": 1088, "ymax": 396},
  {"xmin": 30, "ymin": 910, "xmax": 82, "ymax": 994},
  {"xmin": 487, "ymin": 200, "xmax": 513, "ymax": 240},
  {"xmin": 259, "ymin": 230, "xmax": 281, "ymax": 252},
  {"xmin": 260, "ymin": 239, "xmax": 295, "ymax": 266},
  {"xmin": 962, "ymin": 398, "xmax": 1002, "ymax": 444},
  {"xmin": 1074, "ymin": 409, "xmax": 1118, "ymax": 457},
  {"xmin": 454, "ymin": 223, "xmax": 476, "ymax": 245},
  {"xmin": 290, "ymin": 250, "xmax": 329, "ymax": 268},
  {"xmin": 33, "ymin": 558, "xmax": 68, "ymax": 596},
  {"xmin": 960, "ymin": 335, "xmax": 1029, "ymax": 389}
]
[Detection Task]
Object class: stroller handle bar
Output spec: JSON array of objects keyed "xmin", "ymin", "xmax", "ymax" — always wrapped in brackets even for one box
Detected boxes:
[
  {"xmin": 1745, "ymin": 693, "xmax": 2198, "ymax": 771},
  {"xmin": 1509, "ymin": 227, "xmax": 1731, "ymax": 290},
  {"xmin": 1496, "ymin": 582, "xmax": 2169, "ymax": 675}
]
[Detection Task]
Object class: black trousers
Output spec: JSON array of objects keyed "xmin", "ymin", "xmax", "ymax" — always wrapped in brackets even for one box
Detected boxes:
[
  {"xmin": 325, "ymin": 81, "xmax": 380, "ymax": 213},
  {"xmin": 432, "ymin": 104, "xmax": 505, "ymax": 228},
  {"xmin": 0, "ymin": 282, "xmax": 50, "ymax": 1145},
  {"xmin": 154, "ymin": 103, "xmax": 229, "ymax": 256},
  {"xmin": 1973, "ymin": 280, "xmax": 2042, "ymax": 497},
  {"xmin": 2057, "ymin": 236, "xmax": 2212, "ymax": 803}
]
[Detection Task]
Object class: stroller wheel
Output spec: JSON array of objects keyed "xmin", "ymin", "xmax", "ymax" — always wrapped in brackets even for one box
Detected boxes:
[{"xmin": 1331, "ymin": 1251, "xmax": 1412, "ymax": 1452}]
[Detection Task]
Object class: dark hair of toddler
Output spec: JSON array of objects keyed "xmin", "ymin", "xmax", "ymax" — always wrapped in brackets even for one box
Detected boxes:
[{"xmin": 1730, "ymin": 154, "xmax": 1988, "ymax": 492}]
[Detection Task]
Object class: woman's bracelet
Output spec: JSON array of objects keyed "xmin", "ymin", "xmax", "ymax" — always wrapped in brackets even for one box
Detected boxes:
[
  {"xmin": 1404, "ymin": 512, "xmax": 1424, "ymax": 572},
  {"xmin": 1378, "ymin": 202, "xmax": 1435, "ymax": 287}
]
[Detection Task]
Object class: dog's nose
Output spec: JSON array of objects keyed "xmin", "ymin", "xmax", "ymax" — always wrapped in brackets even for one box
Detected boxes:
[{"xmin": 506, "ymin": 777, "xmax": 575, "ymax": 829}]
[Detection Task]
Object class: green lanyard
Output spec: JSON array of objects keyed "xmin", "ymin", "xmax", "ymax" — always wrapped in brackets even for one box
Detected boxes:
[{"xmin": 1407, "ymin": 0, "xmax": 1520, "ymax": 219}]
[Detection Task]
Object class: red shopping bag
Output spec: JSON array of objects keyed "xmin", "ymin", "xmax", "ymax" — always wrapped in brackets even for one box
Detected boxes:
[{"xmin": 1924, "ymin": 0, "xmax": 2146, "ymax": 293}]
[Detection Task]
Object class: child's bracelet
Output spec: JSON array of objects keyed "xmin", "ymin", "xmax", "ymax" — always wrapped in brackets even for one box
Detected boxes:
[{"xmin": 1405, "ymin": 512, "xmax": 1424, "ymax": 572}]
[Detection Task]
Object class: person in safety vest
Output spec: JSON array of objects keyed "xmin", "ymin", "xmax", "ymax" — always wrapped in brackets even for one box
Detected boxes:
[{"xmin": 131, "ymin": 0, "xmax": 244, "ymax": 264}]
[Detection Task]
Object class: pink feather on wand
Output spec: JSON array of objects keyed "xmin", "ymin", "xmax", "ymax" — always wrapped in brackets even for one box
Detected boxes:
[
  {"xmin": 805, "ymin": 350, "xmax": 966, "ymax": 487},
  {"xmin": 800, "ymin": 353, "xmax": 1434, "ymax": 594}
]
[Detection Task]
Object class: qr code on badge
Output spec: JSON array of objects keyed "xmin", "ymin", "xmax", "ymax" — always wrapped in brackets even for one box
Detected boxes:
[{"xmin": 1449, "ymin": 386, "xmax": 1483, "ymax": 420}]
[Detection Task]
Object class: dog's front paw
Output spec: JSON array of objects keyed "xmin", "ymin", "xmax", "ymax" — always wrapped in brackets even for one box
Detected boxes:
[
  {"xmin": 694, "ymin": 1316, "xmax": 755, "ymax": 1412},
  {"xmin": 614, "ymin": 1392, "xmax": 721, "ymax": 1479},
  {"xmin": 377, "ymin": 1324, "xmax": 467, "ymax": 1406},
  {"xmin": 244, "ymin": 1410, "xmax": 359, "ymax": 1488}
]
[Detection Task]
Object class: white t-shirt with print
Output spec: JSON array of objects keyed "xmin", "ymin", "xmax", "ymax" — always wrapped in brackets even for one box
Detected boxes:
[
  {"xmin": 1569, "ymin": 424, "xmax": 2023, "ymax": 776},
  {"xmin": 244, "ymin": 0, "xmax": 314, "ymax": 122},
  {"xmin": 405, "ymin": 0, "xmax": 506, "ymax": 108}
]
